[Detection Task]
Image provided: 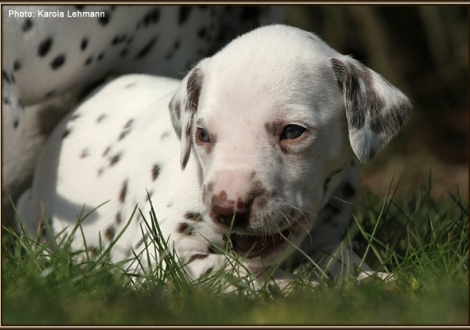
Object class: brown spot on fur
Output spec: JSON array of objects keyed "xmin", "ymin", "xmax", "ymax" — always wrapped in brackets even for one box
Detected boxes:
[
  {"xmin": 103, "ymin": 146, "xmax": 111, "ymax": 157},
  {"xmin": 62, "ymin": 128, "xmax": 71, "ymax": 139},
  {"xmin": 160, "ymin": 131, "xmax": 171, "ymax": 139},
  {"xmin": 331, "ymin": 58, "xmax": 366, "ymax": 130},
  {"xmin": 87, "ymin": 245, "xmax": 99, "ymax": 257},
  {"xmin": 256, "ymin": 196, "xmax": 268, "ymax": 209},
  {"xmin": 186, "ymin": 68, "xmax": 203, "ymax": 113},
  {"xmin": 105, "ymin": 226, "xmax": 115, "ymax": 241},
  {"xmin": 202, "ymin": 266, "xmax": 214, "ymax": 277},
  {"xmin": 70, "ymin": 114, "xmax": 80, "ymax": 121},
  {"xmin": 118, "ymin": 119, "xmax": 134, "ymax": 140},
  {"xmin": 185, "ymin": 212, "xmax": 201, "ymax": 221},
  {"xmin": 119, "ymin": 179, "xmax": 128, "ymax": 203},
  {"xmin": 177, "ymin": 222, "xmax": 193, "ymax": 235},
  {"xmin": 80, "ymin": 148, "xmax": 89, "ymax": 158},
  {"xmin": 151, "ymin": 164, "xmax": 160, "ymax": 181},
  {"xmin": 96, "ymin": 114, "xmax": 106, "ymax": 123},
  {"xmin": 116, "ymin": 212, "xmax": 122, "ymax": 225},
  {"xmin": 249, "ymin": 180, "xmax": 267, "ymax": 200},
  {"xmin": 188, "ymin": 253, "xmax": 209, "ymax": 263},
  {"xmin": 110, "ymin": 154, "xmax": 121, "ymax": 166},
  {"xmin": 264, "ymin": 121, "xmax": 283, "ymax": 137}
]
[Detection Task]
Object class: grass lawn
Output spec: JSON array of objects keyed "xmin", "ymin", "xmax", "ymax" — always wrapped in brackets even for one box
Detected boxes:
[{"xmin": 2, "ymin": 176, "xmax": 468, "ymax": 325}]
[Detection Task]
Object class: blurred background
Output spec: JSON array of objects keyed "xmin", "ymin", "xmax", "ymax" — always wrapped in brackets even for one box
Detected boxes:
[{"xmin": 282, "ymin": 5, "xmax": 468, "ymax": 201}]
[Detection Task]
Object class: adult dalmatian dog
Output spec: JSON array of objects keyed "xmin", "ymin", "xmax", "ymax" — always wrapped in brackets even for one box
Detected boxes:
[
  {"xmin": 2, "ymin": 5, "xmax": 286, "ymax": 226},
  {"xmin": 17, "ymin": 24, "xmax": 411, "ymax": 291}
]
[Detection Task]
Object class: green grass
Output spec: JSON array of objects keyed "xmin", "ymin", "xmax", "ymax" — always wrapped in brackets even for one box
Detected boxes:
[{"xmin": 2, "ymin": 177, "xmax": 468, "ymax": 325}]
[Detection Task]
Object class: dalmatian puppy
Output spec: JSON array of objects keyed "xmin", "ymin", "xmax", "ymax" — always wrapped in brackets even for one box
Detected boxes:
[
  {"xmin": 2, "ymin": 4, "xmax": 286, "ymax": 225},
  {"xmin": 17, "ymin": 25, "xmax": 411, "ymax": 290}
]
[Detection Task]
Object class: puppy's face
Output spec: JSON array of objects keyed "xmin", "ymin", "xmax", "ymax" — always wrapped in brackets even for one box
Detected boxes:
[{"xmin": 170, "ymin": 25, "xmax": 411, "ymax": 268}]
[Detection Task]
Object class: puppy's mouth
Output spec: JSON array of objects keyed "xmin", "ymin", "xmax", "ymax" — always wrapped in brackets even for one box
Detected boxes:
[{"xmin": 228, "ymin": 227, "xmax": 292, "ymax": 258}]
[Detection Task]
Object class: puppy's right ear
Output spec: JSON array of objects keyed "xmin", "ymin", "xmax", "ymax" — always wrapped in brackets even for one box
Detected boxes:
[{"xmin": 169, "ymin": 60, "xmax": 208, "ymax": 169}]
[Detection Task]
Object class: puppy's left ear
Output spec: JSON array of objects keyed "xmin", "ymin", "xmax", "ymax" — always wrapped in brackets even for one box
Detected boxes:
[
  {"xmin": 169, "ymin": 60, "xmax": 207, "ymax": 169},
  {"xmin": 331, "ymin": 56, "xmax": 412, "ymax": 163}
]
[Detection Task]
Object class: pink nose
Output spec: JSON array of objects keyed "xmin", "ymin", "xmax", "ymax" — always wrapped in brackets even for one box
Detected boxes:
[{"xmin": 210, "ymin": 191, "xmax": 251, "ymax": 227}]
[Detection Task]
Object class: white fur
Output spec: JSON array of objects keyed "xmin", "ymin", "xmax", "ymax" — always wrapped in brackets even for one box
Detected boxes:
[{"xmin": 18, "ymin": 25, "xmax": 410, "ymax": 290}]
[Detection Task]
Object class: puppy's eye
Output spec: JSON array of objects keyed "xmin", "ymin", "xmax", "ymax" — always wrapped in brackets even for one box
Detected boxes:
[
  {"xmin": 281, "ymin": 125, "xmax": 306, "ymax": 140},
  {"xmin": 196, "ymin": 127, "xmax": 211, "ymax": 143}
]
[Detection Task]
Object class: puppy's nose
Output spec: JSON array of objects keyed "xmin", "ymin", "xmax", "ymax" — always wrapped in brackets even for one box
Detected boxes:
[{"xmin": 211, "ymin": 192, "xmax": 251, "ymax": 228}]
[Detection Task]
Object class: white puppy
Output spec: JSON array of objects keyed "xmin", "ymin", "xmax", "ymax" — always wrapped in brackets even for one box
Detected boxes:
[{"xmin": 18, "ymin": 25, "xmax": 411, "ymax": 290}]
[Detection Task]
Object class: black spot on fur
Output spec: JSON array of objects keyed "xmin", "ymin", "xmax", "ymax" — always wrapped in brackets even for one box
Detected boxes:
[
  {"xmin": 81, "ymin": 38, "xmax": 88, "ymax": 51},
  {"xmin": 111, "ymin": 34, "xmax": 127, "ymax": 46},
  {"xmin": 2, "ymin": 71, "xmax": 11, "ymax": 84},
  {"xmin": 198, "ymin": 27, "xmax": 207, "ymax": 38},
  {"xmin": 342, "ymin": 181, "xmax": 356, "ymax": 199},
  {"xmin": 120, "ymin": 49, "xmax": 128, "ymax": 57},
  {"xmin": 179, "ymin": 6, "xmax": 192, "ymax": 25},
  {"xmin": 97, "ymin": 52, "xmax": 105, "ymax": 61},
  {"xmin": 51, "ymin": 54, "xmax": 66, "ymax": 70},
  {"xmin": 45, "ymin": 90, "xmax": 56, "ymax": 99},
  {"xmin": 13, "ymin": 120, "xmax": 19, "ymax": 129},
  {"xmin": 22, "ymin": 18, "xmax": 33, "ymax": 32},
  {"xmin": 323, "ymin": 202, "xmax": 342, "ymax": 217},
  {"xmin": 323, "ymin": 169, "xmax": 344, "ymax": 197},
  {"xmin": 151, "ymin": 164, "xmax": 160, "ymax": 181},
  {"xmin": 135, "ymin": 36, "xmax": 157, "ymax": 59},
  {"xmin": 119, "ymin": 180, "xmax": 128, "ymax": 203},
  {"xmin": 85, "ymin": 57, "xmax": 93, "ymax": 65},
  {"xmin": 38, "ymin": 37, "xmax": 53, "ymax": 57},
  {"xmin": 124, "ymin": 82, "xmax": 135, "ymax": 88},
  {"xmin": 13, "ymin": 60, "xmax": 22, "ymax": 71},
  {"xmin": 138, "ymin": 8, "xmax": 160, "ymax": 29},
  {"xmin": 98, "ymin": 12, "xmax": 110, "ymax": 26},
  {"xmin": 3, "ymin": 97, "xmax": 10, "ymax": 105}
]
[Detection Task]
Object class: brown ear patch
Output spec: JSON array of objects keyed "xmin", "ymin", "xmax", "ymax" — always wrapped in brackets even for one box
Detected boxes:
[
  {"xmin": 186, "ymin": 68, "xmax": 203, "ymax": 113},
  {"xmin": 331, "ymin": 57, "xmax": 411, "ymax": 163}
]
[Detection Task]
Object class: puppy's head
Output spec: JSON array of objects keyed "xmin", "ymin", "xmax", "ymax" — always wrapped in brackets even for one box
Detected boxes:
[{"xmin": 169, "ymin": 24, "xmax": 411, "ymax": 268}]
